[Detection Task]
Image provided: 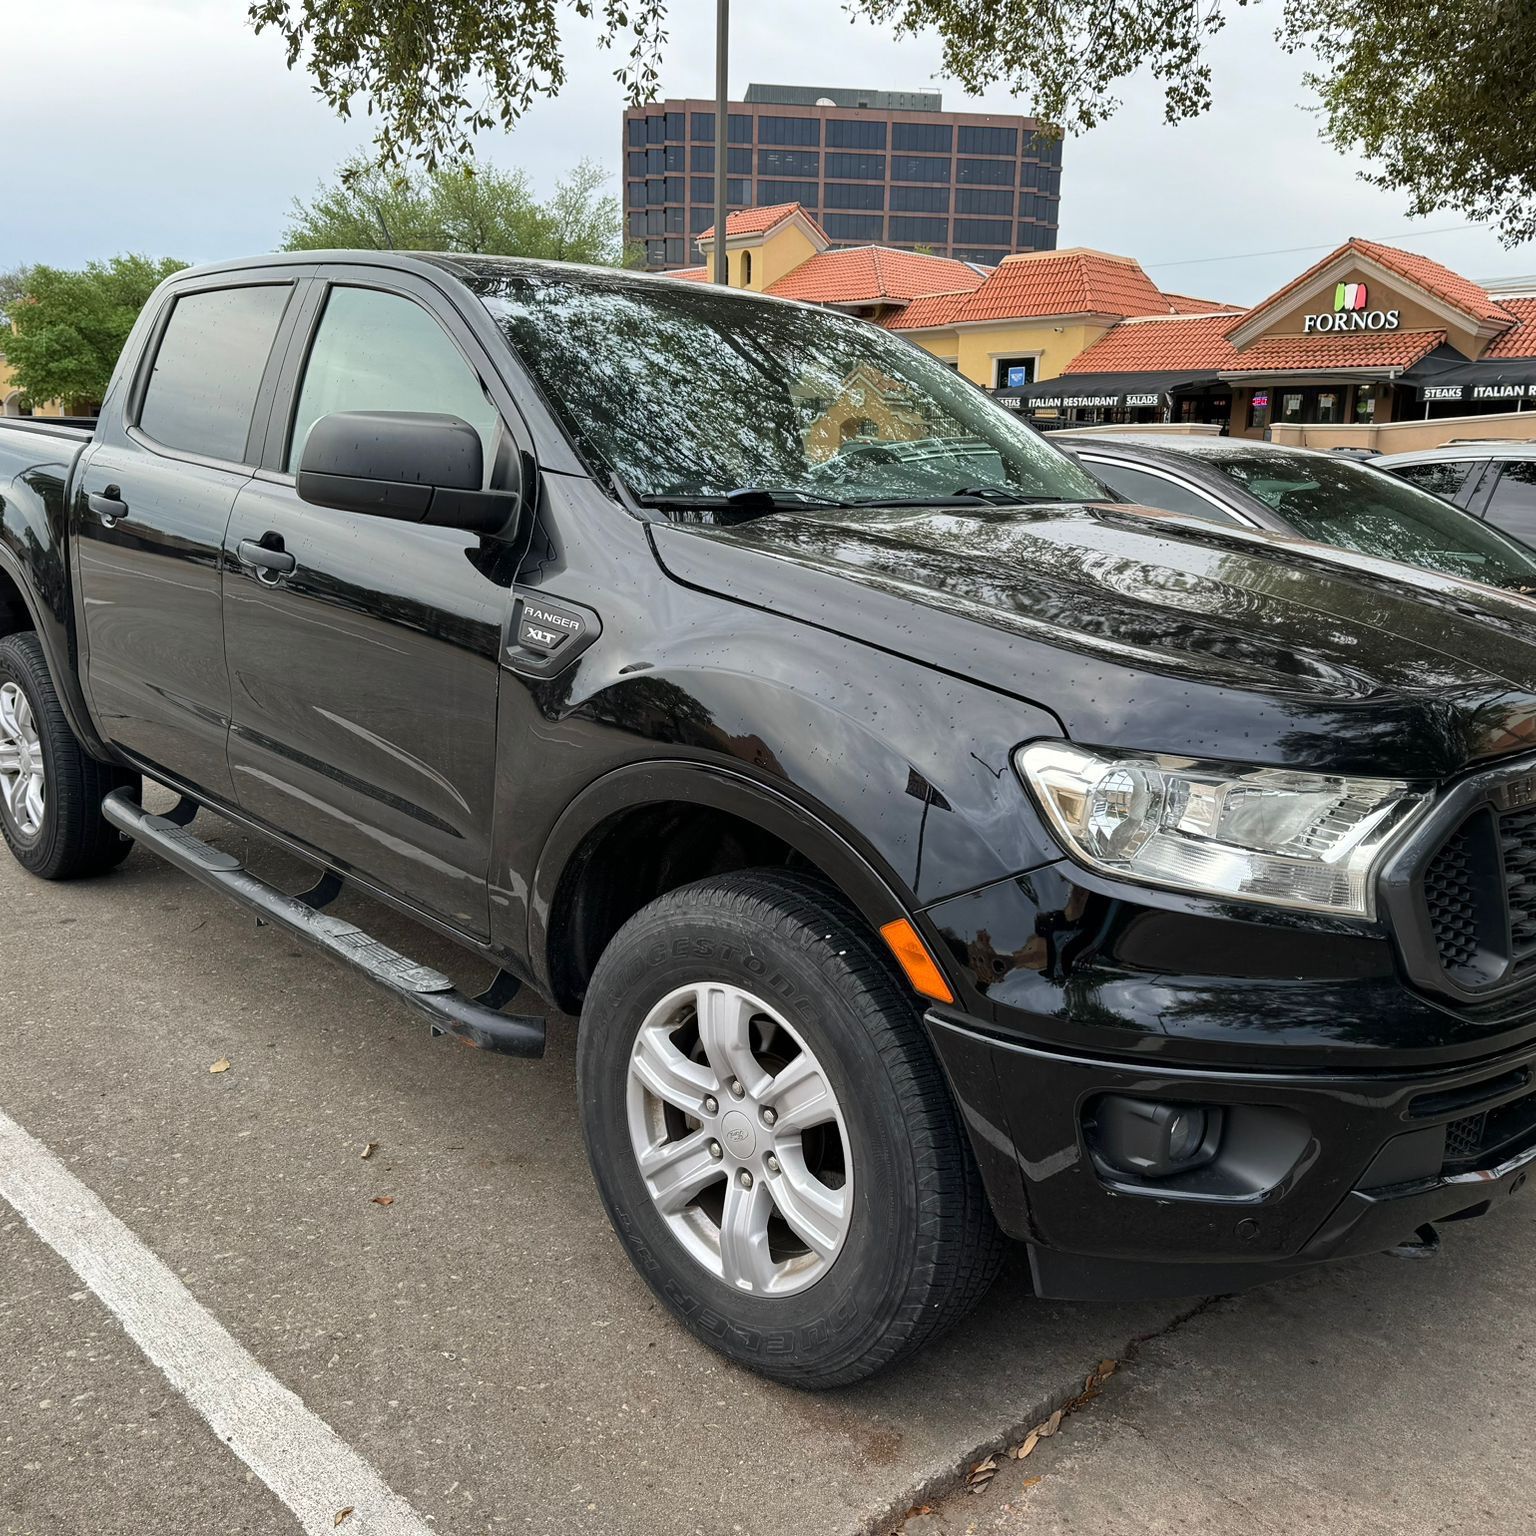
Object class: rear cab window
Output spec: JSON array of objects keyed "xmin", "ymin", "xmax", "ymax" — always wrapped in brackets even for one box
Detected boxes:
[
  {"xmin": 136, "ymin": 284, "xmax": 292, "ymax": 464},
  {"xmin": 1385, "ymin": 459, "xmax": 1476, "ymax": 504}
]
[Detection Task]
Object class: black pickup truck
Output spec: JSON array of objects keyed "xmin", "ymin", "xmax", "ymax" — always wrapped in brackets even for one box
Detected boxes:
[{"xmin": 6, "ymin": 252, "xmax": 1536, "ymax": 1388}]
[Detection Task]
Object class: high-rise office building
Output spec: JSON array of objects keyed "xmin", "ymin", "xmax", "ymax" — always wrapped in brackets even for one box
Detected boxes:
[{"xmin": 622, "ymin": 83, "xmax": 1062, "ymax": 272}]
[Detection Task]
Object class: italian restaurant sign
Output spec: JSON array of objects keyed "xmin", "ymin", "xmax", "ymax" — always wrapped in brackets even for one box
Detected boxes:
[
  {"xmin": 1302, "ymin": 281, "xmax": 1401, "ymax": 334},
  {"xmin": 1420, "ymin": 380, "xmax": 1536, "ymax": 403}
]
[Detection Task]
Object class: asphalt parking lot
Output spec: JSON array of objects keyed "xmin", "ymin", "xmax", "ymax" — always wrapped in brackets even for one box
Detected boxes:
[{"xmin": 3, "ymin": 799, "xmax": 1535, "ymax": 1536}]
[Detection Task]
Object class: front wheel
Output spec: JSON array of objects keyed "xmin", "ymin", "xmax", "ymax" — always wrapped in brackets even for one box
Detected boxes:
[
  {"xmin": 577, "ymin": 870, "xmax": 1002, "ymax": 1388},
  {"xmin": 0, "ymin": 632, "xmax": 137, "ymax": 879}
]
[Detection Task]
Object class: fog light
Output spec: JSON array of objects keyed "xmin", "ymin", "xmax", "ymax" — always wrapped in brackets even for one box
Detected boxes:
[{"xmin": 1090, "ymin": 1096, "xmax": 1222, "ymax": 1180}]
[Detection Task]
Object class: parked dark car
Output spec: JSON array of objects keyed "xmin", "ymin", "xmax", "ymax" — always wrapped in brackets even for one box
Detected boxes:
[
  {"xmin": 1061, "ymin": 432, "xmax": 1536, "ymax": 591},
  {"xmin": 1376, "ymin": 442, "xmax": 1536, "ymax": 549},
  {"xmin": 8, "ymin": 254, "xmax": 1536, "ymax": 1388}
]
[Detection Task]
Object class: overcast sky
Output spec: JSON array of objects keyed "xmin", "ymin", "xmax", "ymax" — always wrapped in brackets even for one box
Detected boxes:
[{"xmin": 8, "ymin": 0, "xmax": 1535, "ymax": 305}]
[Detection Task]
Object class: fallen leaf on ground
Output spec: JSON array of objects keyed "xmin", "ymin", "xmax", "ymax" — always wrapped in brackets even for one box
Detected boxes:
[
  {"xmin": 1009, "ymin": 1429, "xmax": 1040, "ymax": 1460},
  {"xmin": 1098, "ymin": 1358, "xmax": 1118, "ymax": 1378},
  {"xmin": 1039, "ymin": 1409, "xmax": 1064, "ymax": 1438},
  {"xmin": 1020, "ymin": 1476, "xmax": 1042, "ymax": 1489},
  {"xmin": 360, "ymin": 1143, "xmax": 378, "ymax": 1160},
  {"xmin": 370, "ymin": 1195, "xmax": 395, "ymax": 1207},
  {"xmin": 334, "ymin": 1510, "xmax": 354, "ymax": 1528},
  {"xmin": 209, "ymin": 1059, "xmax": 231, "ymax": 1074},
  {"xmin": 966, "ymin": 1455, "xmax": 997, "ymax": 1493}
]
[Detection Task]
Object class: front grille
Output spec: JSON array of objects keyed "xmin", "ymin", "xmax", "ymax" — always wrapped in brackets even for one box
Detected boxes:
[
  {"xmin": 1443, "ymin": 1088, "xmax": 1536, "ymax": 1169},
  {"xmin": 1445, "ymin": 1112, "xmax": 1487, "ymax": 1162},
  {"xmin": 1424, "ymin": 824, "xmax": 1483, "ymax": 982},
  {"xmin": 1500, "ymin": 804, "xmax": 1536, "ymax": 972}
]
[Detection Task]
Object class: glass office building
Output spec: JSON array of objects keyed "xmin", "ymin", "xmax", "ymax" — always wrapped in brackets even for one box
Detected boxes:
[{"xmin": 623, "ymin": 84, "xmax": 1062, "ymax": 271}]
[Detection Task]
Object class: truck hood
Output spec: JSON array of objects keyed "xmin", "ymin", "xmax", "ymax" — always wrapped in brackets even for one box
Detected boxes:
[{"xmin": 650, "ymin": 500, "xmax": 1536, "ymax": 780}]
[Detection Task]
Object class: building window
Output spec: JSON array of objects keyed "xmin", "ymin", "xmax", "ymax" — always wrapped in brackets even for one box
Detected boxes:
[
  {"xmin": 953, "ymin": 218, "xmax": 1012, "ymax": 244},
  {"xmin": 757, "ymin": 179, "xmax": 820, "ymax": 207},
  {"xmin": 1354, "ymin": 386, "xmax": 1378, "ymax": 423},
  {"xmin": 827, "ymin": 119, "xmax": 887, "ymax": 149},
  {"xmin": 893, "ymin": 121, "xmax": 953, "ymax": 152},
  {"xmin": 1018, "ymin": 195, "xmax": 1039, "ymax": 221},
  {"xmin": 690, "ymin": 206, "xmax": 713, "ymax": 232},
  {"xmin": 958, "ymin": 125, "xmax": 1018, "ymax": 156},
  {"xmin": 666, "ymin": 205, "xmax": 684, "ymax": 233},
  {"xmin": 888, "ymin": 215, "xmax": 948, "ymax": 243},
  {"xmin": 691, "ymin": 145, "xmax": 713, "ymax": 174},
  {"xmin": 759, "ymin": 114, "xmax": 820, "ymax": 145},
  {"xmin": 627, "ymin": 181, "xmax": 645, "ymax": 208},
  {"xmin": 956, "ymin": 157, "xmax": 1013, "ymax": 185},
  {"xmin": 645, "ymin": 208, "xmax": 665, "ymax": 235},
  {"xmin": 646, "ymin": 146, "xmax": 665, "ymax": 175},
  {"xmin": 1279, "ymin": 391, "xmax": 1304, "ymax": 424},
  {"xmin": 646, "ymin": 239, "xmax": 665, "ymax": 265},
  {"xmin": 664, "ymin": 111, "xmax": 685, "ymax": 140},
  {"xmin": 627, "ymin": 151, "xmax": 645, "ymax": 177},
  {"xmin": 957, "ymin": 187, "xmax": 1014, "ymax": 216},
  {"xmin": 1249, "ymin": 390, "xmax": 1271, "ymax": 430},
  {"xmin": 892, "ymin": 184, "xmax": 949, "ymax": 212},
  {"xmin": 955, "ymin": 248, "xmax": 1008, "ymax": 266},
  {"xmin": 727, "ymin": 178, "xmax": 752, "ymax": 205},
  {"xmin": 646, "ymin": 114, "xmax": 665, "ymax": 144},
  {"xmin": 1316, "ymin": 390, "xmax": 1341, "ymax": 424},
  {"xmin": 825, "ymin": 152, "xmax": 886, "ymax": 180},
  {"xmin": 729, "ymin": 114, "xmax": 753, "ymax": 143},
  {"xmin": 729, "ymin": 147, "xmax": 753, "ymax": 175},
  {"xmin": 626, "ymin": 211, "xmax": 645, "ymax": 239},
  {"xmin": 825, "ymin": 182, "xmax": 884, "ymax": 210},
  {"xmin": 891, "ymin": 154, "xmax": 951, "ymax": 182},
  {"xmin": 627, "ymin": 118, "xmax": 646, "ymax": 147},
  {"xmin": 1018, "ymin": 165, "xmax": 1062, "ymax": 196},
  {"xmin": 758, "ymin": 148, "xmax": 819, "ymax": 177},
  {"xmin": 665, "ymin": 145, "xmax": 685, "ymax": 171},
  {"xmin": 994, "ymin": 356, "xmax": 1036, "ymax": 388},
  {"xmin": 690, "ymin": 176, "xmax": 713, "ymax": 204},
  {"xmin": 665, "ymin": 237, "xmax": 685, "ymax": 265},
  {"xmin": 741, "ymin": 251, "xmax": 753, "ymax": 285},
  {"xmin": 691, "ymin": 111, "xmax": 715, "ymax": 143},
  {"xmin": 822, "ymin": 212, "xmax": 885, "ymax": 242}
]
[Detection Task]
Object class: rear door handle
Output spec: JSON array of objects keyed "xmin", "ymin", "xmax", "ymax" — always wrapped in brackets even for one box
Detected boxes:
[
  {"xmin": 88, "ymin": 485, "xmax": 128, "ymax": 526},
  {"xmin": 236, "ymin": 538, "xmax": 297, "ymax": 579}
]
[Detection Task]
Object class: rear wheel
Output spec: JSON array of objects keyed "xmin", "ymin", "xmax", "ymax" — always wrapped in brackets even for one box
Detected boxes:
[
  {"xmin": 0, "ymin": 632, "xmax": 136, "ymax": 879},
  {"xmin": 577, "ymin": 869, "xmax": 1002, "ymax": 1388}
]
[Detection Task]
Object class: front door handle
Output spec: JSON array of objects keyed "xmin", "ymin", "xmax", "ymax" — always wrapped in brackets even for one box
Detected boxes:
[
  {"xmin": 236, "ymin": 537, "xmax": 297, "ymax": 579},
  {"xmin": 88, "ymin": 485, "xmax": 128, "ymax": 526}
]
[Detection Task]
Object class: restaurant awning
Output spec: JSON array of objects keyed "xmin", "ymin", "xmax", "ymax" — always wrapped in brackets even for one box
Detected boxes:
[
  {"xmin": 992, "ymin": 371, "xmax": 1224, "ymax": 411},
  {"xmin": 1408, "ymin": 351, "xmax": 1536, "ymax": 404}
]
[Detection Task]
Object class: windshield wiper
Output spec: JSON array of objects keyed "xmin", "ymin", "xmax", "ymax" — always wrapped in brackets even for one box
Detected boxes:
[
  {"xmin": 637, "ymin": 487, "xmax": 852, "ymax": 512},
  {"xmin": 848, "ymin": 489, "xmax": 1070, "ymax": 508}
]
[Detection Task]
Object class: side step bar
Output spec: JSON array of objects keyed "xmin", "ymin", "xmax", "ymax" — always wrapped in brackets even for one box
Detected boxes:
[{"xmin": 102, "ymin": 790, "xmax": 546, "ymax": 1057}]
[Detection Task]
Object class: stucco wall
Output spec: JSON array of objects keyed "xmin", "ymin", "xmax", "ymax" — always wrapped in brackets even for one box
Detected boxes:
[
  {"xmin": 906, "ymin": 319, "xmax": 1111, "ymax": 389},
  {"xmin": 1268, "ymin": 410, "xmax": 1536, "ymax": 452}
]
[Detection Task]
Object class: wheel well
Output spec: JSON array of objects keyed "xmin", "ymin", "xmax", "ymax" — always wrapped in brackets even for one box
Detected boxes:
[
  {"xmin": 548, "ymin": 800, "xmax": 837, "ymax": 1013},
  {"xmin": 0, "ymin": 567, "xmax": 31, "ymax": 638}
]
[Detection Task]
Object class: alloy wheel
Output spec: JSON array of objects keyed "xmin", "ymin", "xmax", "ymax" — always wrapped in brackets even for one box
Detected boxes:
[
  {"xmin": 626, "ymin": 981, "xmax": 854, "ymax": 1296},
  {"xmin": 0, "ymin": 682, "xmax": 45, "ymax": 838}
]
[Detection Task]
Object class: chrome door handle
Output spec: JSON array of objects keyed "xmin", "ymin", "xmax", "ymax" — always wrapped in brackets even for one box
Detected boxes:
[
  {"xmin": 236, "ymin": 538, "xmax": 297, "ymax": 579},
  {"xmin": 88, "ymin": 485, "xmax": 128, "ymax": 526}
]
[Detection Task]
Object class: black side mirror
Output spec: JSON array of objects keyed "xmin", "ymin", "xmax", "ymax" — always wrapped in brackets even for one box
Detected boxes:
[{"xmin": 296, "ymin": 410, "xmax": 518, "ymax": 534}]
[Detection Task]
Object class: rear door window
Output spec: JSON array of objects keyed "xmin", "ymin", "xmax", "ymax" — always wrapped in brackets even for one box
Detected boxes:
[
  {"xmin": 1385, "ymin": 459, "xmax": 1477, "ymax": 504},
  {"xmin": 137, "ymin": 285, "xmax": 292, "ymax": 463},
  {"xmin": 1083, "ymin": 460, "xmax": 1241, "ymax": 524},
  {"xmin": 1482, "ymin": 461, "xmax": 1536, "ymax": 547}
]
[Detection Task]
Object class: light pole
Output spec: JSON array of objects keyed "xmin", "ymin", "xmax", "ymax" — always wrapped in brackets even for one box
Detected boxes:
[{"xmin": 712, "ymin": 0, "xmax": 729, "ymax": 285}]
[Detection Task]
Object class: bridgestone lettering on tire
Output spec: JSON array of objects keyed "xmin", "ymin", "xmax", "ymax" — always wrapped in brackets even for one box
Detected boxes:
[
  {"xmin": 0, "ymin": 632, "xmax": 137, "ymax": 880},
  {"xmin": 577, "ymin": 869, "xmax": 1003, "ymax": 1388}
]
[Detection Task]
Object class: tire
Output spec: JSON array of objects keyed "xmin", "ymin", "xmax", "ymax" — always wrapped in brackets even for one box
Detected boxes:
[
  {"xmin": 577, "ymin": 869, "xmax": 1003, "ymax": 1388},
  {"xmin": 0, "ymin": 632, "xmax": 137, "ymax": 880}
]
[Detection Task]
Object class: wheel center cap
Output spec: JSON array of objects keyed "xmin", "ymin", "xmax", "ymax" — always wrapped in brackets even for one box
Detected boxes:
[{"xmin": 719, "ymin": 1109, "xmax": 757, "ymax": 1160}]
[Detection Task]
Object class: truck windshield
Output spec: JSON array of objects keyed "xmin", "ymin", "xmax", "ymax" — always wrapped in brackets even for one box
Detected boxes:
[
  {"xmin": 462, "ymin": 264, "xmax": 1106, "ymax": 509},
  {"xmin": 1210, "ymin": 449, "xmax": 1536, "ymax": 593}
]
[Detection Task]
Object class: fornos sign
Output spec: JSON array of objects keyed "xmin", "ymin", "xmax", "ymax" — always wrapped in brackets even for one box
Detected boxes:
[{"xmin": 1302, "ymin": 281, "xmax": 1401, "ymax": 334}]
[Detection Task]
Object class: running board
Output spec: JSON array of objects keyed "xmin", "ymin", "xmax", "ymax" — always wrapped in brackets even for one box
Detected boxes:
[{"xmin": 101, "ymin": 790, "xmax": 545, "ymax": 1057}]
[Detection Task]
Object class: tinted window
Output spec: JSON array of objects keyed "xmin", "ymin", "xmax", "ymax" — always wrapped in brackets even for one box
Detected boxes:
[
  {"xmin": 1385, "ymin": 459, "xmax": 1475, "ymax": 502},
  {"xmin": 892, "ymin": 185, "xmax": 949, "ymax": 212},
  {"xmin": 1484, "ymin": 462, "xmax": 1536, "ymax": 540},
  {"xmin": 956, "ymin": 158, "xmax": 1013, "ymax": 185},
  {"xmin": 1086, "ymin": 461, "xmax": 1237, "ymax": 524},
  {"xmin": 957, "ymin": 125, "xmax": 1017, "ymax": 156},
  {"xmin": 827, "ymin": 119, "xmax": 886, "ymax": 149},
  {"xmin": 1210, "ymin": 449, "xmax": 1536, "ymax": 590},
  {"xmin": 825, "ymin": 152, "xmax": 886, "ymax": 180},
  {"xmin": 825, "ymin": 183, "xmax": 884, "ymax": 210},
  {"xmin": 287, "ymin": 287, "xmax": 500, "ymax": 474},
  {"xmin": 891, "ymin": 155, "xmax": 951, "ymax": 182},
  {"xmin": 471, "ymin": 266, "xmax": 1107, "ymax": 507},
  {"xmin": 759, "ymin": 115, "xmax": 819, "ymax": 145},
  {"xmin": 892, "ymin": 122, "xmax": 952, "ymax": 152},
  {"xmin": 138, "ymin": 285, "xmax": 290, "ymax": 463}
]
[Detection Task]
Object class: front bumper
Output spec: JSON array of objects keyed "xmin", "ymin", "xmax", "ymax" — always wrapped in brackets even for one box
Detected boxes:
[{"xmin": 927, "ymin": 1007, "xmax": 1536, "ymax": 1299}]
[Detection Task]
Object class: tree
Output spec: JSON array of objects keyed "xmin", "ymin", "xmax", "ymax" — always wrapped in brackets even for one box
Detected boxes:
[
  {"xmin": 248, "ymin": 0, "xmax": 1536, "ymax": 244},
  {"xmin": 3, "ymin": 255, "xmax": 186, "ymax": 414},
  {"xmin": 282, "ymin": 157, "xmax": 635, "ymax": 264}
]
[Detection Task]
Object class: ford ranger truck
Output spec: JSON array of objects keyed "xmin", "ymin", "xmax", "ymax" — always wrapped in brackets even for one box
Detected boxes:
[{"xmin": 3, "ymin": 252, "xmax": 1536, "ymax": 1388}]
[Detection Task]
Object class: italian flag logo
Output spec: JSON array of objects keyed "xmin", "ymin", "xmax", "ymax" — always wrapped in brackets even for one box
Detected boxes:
[{"xmin": 1334, "ymin": 281, "xmax": 1368, "ymax": 312}]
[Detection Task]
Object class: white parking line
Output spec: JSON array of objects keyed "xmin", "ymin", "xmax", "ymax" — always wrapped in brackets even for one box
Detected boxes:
[{"xmin": 0, "ymin": 1106, "xmax": 434, "ymax": 1536}]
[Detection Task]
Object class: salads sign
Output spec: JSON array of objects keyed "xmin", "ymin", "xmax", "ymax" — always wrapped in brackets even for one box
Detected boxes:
[{"xmin": 1302, "ymin": 281, "xmax": 1401, "ymax": 334}]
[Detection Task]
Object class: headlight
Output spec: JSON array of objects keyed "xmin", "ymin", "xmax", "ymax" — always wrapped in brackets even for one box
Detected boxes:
[{"xmin": 1016, "ymin": 741, "xmax": 1429, "ymax": 917}]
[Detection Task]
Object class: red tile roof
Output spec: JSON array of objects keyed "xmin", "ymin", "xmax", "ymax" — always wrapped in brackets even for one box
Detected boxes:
[
  {"xmin": 887, "ymin": 248, "xmax": 1173, "ymax": 330},
  {"xmin": 696, "ymin": 202, "xmax": 829, "ymax": 244},
  {"xmin": 1061, "ymin": 314, "xmax": 1240, "ymax": 374},
  {"xmin": 1484, "ymin": 297, "xmax": 1536, "ymax": 357},
  {"xmin": 766, "ymin": 246, "xmax": 985, "ymax": 306},
  {"xmin": 1234, "ymin": 238, "xmax": 1512, "ymax": 337},
  {"xmin": 881, "ymin": 290, "xmax": 970, "ymax": 330},
  {"xmin": 1226, "ymin": 328, "xmax": 1446, "ymax": 372},
  {"xmin": 1162, "ymin": 290, "xmax": 1242, "ymax": 314},
  {"xmin": 666, "ymin": 266, "xmax": 710, "ymax": 282}
]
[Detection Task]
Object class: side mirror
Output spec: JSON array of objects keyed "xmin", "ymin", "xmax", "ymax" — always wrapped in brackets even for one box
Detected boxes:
[{"xmin": 295, "ymin": 410, "xmax": 518, "ymax": 534}]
